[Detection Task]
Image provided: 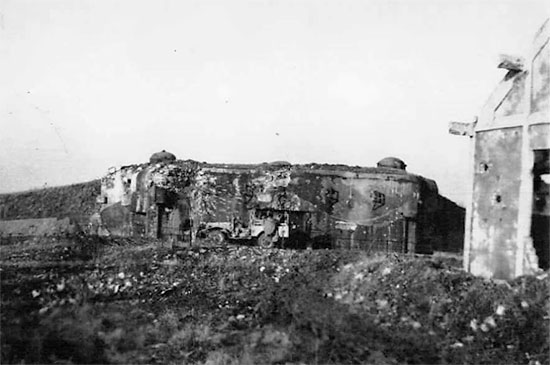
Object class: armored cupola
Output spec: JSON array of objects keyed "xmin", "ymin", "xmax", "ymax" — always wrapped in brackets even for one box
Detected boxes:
[
  {"xmin": 149, "ymin": 150, "xmax": 176, "ymax": 164},
  {"xmin": 377, "ymin": 157, "xmax": 407, "ymax": 170}
]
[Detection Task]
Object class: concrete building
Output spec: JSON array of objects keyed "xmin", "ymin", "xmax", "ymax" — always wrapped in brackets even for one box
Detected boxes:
[
  {"xmin": 450, "ymin": 20, "xmax": 549, "ymax": 279},
  {"xmin": 96, "ymin": 152, "xmax": 464, "ymax": 253}
]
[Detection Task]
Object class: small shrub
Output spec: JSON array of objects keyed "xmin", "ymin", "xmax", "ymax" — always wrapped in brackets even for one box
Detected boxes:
[{"xmin": 34, "ymin": 305, "xmax": 107, "ymax": 364}]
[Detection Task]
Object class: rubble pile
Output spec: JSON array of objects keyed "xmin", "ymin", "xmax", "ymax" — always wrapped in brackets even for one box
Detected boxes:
[
  {"xmin": 326, "ymin": 255, "xmax": 549, "ymax": 363},
  {"xmin": 0, "ymin": 237, "xmax": 548, "ymax": 364}
]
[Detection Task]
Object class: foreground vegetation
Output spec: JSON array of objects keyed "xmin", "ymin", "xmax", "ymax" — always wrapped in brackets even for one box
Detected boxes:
[{"xmin": 1, "ymin": 236, "xmax": 548, "ymax": 364}]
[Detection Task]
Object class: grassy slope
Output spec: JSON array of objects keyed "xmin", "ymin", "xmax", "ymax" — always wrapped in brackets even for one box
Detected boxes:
[
  {"xmin": 1, "ymin": 237, "xmax": 548, "ymax": 364},
  {"xmin": 0, "ymin": 180, "xmax": 100, "ymax": 223}
]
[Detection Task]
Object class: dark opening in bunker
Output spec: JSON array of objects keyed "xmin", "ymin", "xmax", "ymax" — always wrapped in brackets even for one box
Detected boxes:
[
  {"xmin": 479, "ymin": 162, "xmax": 490, "ymax": 173},
  {"xmin": 531, "ymin": 149, "xmax": 549, "ymax": 270}
]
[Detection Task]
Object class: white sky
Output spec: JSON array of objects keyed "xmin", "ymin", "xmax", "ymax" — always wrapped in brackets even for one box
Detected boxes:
[{"xmin": 1, "ymin": 0, "xmax": 549, "ymax": 205}]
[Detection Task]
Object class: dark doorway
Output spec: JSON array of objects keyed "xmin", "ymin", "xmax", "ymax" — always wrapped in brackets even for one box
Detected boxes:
[{"xmin": 532, "ymin": 149, "xmax": 549, "ymax": 270}]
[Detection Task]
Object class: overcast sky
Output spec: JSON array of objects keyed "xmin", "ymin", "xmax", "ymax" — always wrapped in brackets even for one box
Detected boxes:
[{"xmin": 1, "ymin": 0, "xmax": 549, "ymax": 205}]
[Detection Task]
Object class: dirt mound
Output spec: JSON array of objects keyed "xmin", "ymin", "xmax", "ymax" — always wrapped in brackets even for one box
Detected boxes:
[
  {"xmin": 0, "ymin": 180, "xmax": 100, "ymax": 225},
  {"xmin": 1, "ymin": 237, "xmax": 547, "ymax": 364},
  {"xmin": 326, "ymin": 255, "xmax": 548, "ymax": 363}
]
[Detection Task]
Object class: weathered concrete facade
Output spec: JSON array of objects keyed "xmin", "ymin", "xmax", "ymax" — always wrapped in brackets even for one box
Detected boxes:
[
  {"xmin": 451, "ymin": 20, "xmax": 549, "ymax": 279},
  {"xmin": 95, "ymin": 154, "xmax": 463, "ymax": 254}
]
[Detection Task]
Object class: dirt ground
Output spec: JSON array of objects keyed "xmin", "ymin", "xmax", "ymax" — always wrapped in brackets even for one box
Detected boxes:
[{"xmin": 1, "ymin": 236, "xmax": 548, "ymax": 364}]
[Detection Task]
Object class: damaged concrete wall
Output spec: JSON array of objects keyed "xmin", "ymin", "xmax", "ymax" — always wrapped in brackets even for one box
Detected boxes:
[
  {"xmin": 94, "ymin": 161, "xmax": 196, "ymax": 239},
  {"xmin": 470, "ymin": 128, "xmax": 524, "ymax": 278},
  {"xmin": 454, "ymin": 20, "xmax": 549, "ymax": 279},
  {"xmin": 203, "ymin": 164, "xmax": 432, "ymax": 252},
  {"xmin": 95, "ymin": 156, "xmax": 461, "ymax": 254}
]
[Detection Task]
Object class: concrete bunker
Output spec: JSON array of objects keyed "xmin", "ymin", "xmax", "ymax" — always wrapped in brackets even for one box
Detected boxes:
[{"xmin": 93, "ymin": 153, "xmax": 463, "ymax": 254}]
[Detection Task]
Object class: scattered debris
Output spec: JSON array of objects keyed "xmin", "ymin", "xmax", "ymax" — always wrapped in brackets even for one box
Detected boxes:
[{"xmin": 1, "ymin": 236, "xmax": 548, "ymax": 365}]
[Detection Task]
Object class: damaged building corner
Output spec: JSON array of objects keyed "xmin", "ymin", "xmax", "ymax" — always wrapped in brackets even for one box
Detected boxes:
[{"xmin": 450, "ymin": 19, "xmax": 550, "ymax": 280}]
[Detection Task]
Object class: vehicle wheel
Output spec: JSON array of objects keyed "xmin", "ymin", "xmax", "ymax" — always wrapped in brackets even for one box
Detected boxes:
[
  {"xmin": 207, "ymin": 230, "xmax": 227, "ymax": 245},
  {"xmin": 257, "ymin": 233, "xmax": 274, "ymax": 249}
]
